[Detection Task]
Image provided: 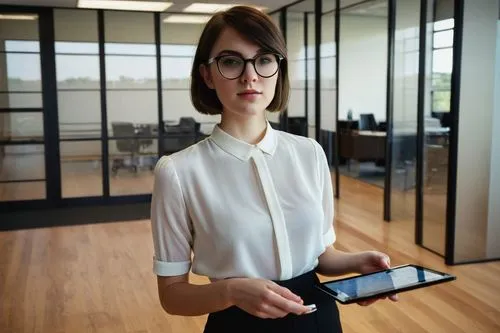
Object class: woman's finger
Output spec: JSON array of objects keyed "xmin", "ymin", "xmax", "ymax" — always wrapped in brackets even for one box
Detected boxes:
[
  {"xmin": 256, "ymin": 303, "xmax": 289, "ymax": 319},
  {"xmin": 270, "ymin": 283, "xmax": 303, "ymax": 303}
]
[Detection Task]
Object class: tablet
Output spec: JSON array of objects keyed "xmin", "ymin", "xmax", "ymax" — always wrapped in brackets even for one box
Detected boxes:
[{"xmin": 315, "ymin": 264, "xmax": 456, "ymax": 304}]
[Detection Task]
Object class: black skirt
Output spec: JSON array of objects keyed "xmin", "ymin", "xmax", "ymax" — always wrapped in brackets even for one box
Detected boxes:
[{"xmin": 203, "ymin": 270, "xmax": 343, "ymax": 333}]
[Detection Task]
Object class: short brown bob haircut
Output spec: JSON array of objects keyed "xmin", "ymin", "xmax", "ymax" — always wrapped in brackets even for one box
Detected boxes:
[{"xmin": 190, "ymin": 6, "xmax": 290, "ymax": 115}]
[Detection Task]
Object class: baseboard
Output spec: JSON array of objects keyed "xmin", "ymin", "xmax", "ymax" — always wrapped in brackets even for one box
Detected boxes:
[{"xmin": 0, "ymin": 202, "xmax": 150, "ymax": 231}]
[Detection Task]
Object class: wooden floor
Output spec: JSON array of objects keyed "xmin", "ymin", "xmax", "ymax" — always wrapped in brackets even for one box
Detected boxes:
[{"xmin": 1, "ymin": 175, "xmax": 499, "ymax": 333}]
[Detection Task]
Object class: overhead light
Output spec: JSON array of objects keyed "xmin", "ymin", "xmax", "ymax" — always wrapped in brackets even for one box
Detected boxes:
[
  {"xmin": 163, "ymin": 14, "xmax": 212, "ymax": 24},
  {"xmin": 0, "ymin": 14, "xmax": 38, "ymax": 20},
  {"xmin": 183, "ymin": 3, "xmax": 235, "ymax": 13},
  {"xmin": 78, "ymin": 0, "xmax": 173, "ymax": 12},
  {"xmin": 183, "ymin": 3, "xmax": 266, "ymax": 14}
]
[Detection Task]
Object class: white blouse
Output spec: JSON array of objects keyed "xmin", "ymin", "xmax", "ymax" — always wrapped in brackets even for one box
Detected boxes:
[{"xmin": 151, "ymin": 122, "xmax": 335, "ymax": 281}]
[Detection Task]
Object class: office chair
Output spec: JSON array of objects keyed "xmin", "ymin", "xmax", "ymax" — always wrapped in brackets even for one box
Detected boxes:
[
  {"xmin": 163, "ymin": 117, "xmax": 199, "ymax": 154},
  {"xmin": 111, "ymin": 122, "xmax": 153, "ymax": 175},
  {"xmin": 359, "ymin": 113, "xmax": 378, "ymax": 131}
]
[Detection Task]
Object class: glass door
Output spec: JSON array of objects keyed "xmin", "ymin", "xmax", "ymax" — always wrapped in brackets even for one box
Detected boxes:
[{"xmin": 0, "ymin": 11, "xmax": 46, "ymax": 203}]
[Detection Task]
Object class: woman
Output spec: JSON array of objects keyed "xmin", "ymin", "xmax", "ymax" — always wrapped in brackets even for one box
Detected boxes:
[{"xmin": 150, "ymin": 5, "xmax": 397, "ymax": 333}]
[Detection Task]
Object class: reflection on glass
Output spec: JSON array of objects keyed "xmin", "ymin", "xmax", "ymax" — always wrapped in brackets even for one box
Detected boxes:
[
  {"xmin": 0, "ymin": 144, "xmax": 45, "ymax": 181},
  {"xmin": 54, "ymin": 9, "xmax": 98, "ymax": 43},
  {"xmin": 55, "ymin": 8, "xmax": 101, "ymax": 152},
  {"xmin": 160, "ymin": 44, "xmax": 197, "ymax": 56},
  {"xmin": 5, "ymin": 53, "xmax": 41, "ymax": 92},
  {"xmin": 434, "ymin": 19, "xmax": 454, "ymax": 31},
  {"xmin": 55, "ymin": 42, "xmax": 98, "ymax": 54},
  {"xmin": 286, "ymin": 8, "xmax": 308, "ymax": 138},
  {"xmin": 108, "ymin": 138, "xmax": 157, "ymax": 196},
  {"xmin": 56, "ymin": 55, "xmax": 100, "ymax": 89},
  {"xmin": 0, "ymin": 93, "xmax": 42, "ymax": 108},
  {"xmin": 160, "ymin": 16, "xmax": 211, "ymax": 155},
  {"xmin": 266, "ymin": 12, "xmax": 282, "ymax": 126},
  {"xmin": 107, "ymin": 91, "xmax": 158, "ymax": 125},
  {"xmin": 58, "ymin": 91, "xmax": 101, "ymax": 139},
  {"xmin": 5, "ymin": 112, "xmax": 44, "ymax": 140},
  {"xmin": 432, "ymin": 91, "xmax": 451, "ymax": 112},
  {"xmin": 60, "ymin": 141, "xmax": 102, "ymax": 198},
  {"xmin": 105, "ymin": 56, "xmax": 157, "ymax": 89},
  {"xmin": 423, "ymin": 143, "xmax": 448, "ymax": 254},
  {"xmin": 422, "ymin": 8, "xmax": 454, "ymax": 256},
  {"xmin": 105, "ymin": 43, "xmax": 155, "ymax": 55},
  {"xmin": 0, "ymin": 181, "xmax": 46, "ymax": 201},
  {"xmin": 433, "ymin": 30, "xmax": 454, "ymax": 48},
  {"xmin": 432, "ymin": 48, "xmax": 453, "ymax": 73},
  {"xmin": 320, "ymin": 57, "xmax": 336, "ymax": 89},
  {"xmin": 105, "ymin": 11, "xmax": 154, "ymax": 44},
  {"xmin": 161, "ymin": 56, "xmax": 194, "ymax": 88},
  {"xmin": 4, "ymin": 40, "xmax": 39, "ymax": 52}
]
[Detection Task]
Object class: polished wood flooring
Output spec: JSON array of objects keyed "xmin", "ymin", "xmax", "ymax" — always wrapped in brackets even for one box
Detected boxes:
[{"xmin": 1, "ymin": 175, "xmax": 499, "ymax": 333}]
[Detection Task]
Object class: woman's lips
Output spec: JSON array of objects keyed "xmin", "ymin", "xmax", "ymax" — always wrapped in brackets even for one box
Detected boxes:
[{"xmin": 237, "ymin": 91, "xmax": 261, "ymax": 101}]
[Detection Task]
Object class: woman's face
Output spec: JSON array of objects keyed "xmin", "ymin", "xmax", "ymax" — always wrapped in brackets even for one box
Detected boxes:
[{"xmin": 200, "ymin": 27, "xmax": 279, "ymax": 118}]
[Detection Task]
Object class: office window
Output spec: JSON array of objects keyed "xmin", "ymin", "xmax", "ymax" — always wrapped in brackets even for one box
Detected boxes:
[
  {"xmin": 160, "ymin": 16, "xmax": 214, "ymax": 155},
  {"xmin": 105, "ymin": 10, "xmax": 158, "ymax": 196},
  {"xmin": 0, "ymin": 13, "xmax": 46, "ymax": 202},
  {"xmin": 431, "ymin": 19, "xmax": 454, "ymax": 114},
  {"xmin": 54, "ymin": 9, "xmax": 103, "ymax": 198}
]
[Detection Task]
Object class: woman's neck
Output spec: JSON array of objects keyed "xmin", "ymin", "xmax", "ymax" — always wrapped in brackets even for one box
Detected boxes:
[{"xmin": 219, "ymin": 112, "xmax": 268, "ymax": 145}]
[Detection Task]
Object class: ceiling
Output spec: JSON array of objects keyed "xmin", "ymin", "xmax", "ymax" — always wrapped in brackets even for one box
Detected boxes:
[
  {"xmin": 0, "ymin": 0, "xmax": 297, "ymax": 13},
  {"xmin": 0, "ymin": 0, "xmax": 387, "ymax": 15}
]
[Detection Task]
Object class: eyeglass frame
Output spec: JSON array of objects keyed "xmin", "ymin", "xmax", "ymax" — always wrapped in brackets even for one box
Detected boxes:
[{"xmin": 206, "ymin": 53, "xmax": 284, "ymax": 80}]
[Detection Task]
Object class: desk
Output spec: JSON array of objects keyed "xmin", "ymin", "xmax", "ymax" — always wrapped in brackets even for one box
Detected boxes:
[{"xmin": 340, "ymin": 131, "xmax": 385, "ymax": 162}]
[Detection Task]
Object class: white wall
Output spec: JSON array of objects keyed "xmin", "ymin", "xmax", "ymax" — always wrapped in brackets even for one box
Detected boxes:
[
  {"xmin": 487, "ymin": 20, "xmax": 500, "ymax": 258},
  {"xmin": 455, "ymin": 0, "xmax": 498, "ymax": 261},
  {"xmin": 339, "ymin": 14, "xmax": 387, "ymax": 122}
]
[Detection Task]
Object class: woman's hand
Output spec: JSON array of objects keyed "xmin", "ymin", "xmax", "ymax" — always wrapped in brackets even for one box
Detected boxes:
[
  {"xmin": 226, "ymin": 278, "xmax": 312, "ymax": 319},
  {"xmin": 354, "ymin": 251, "xmax": 399, "ymax": 306}
]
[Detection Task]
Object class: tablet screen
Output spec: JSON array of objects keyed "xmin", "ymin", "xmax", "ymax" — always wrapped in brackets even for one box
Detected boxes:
[{"xmin": 322, "ymin": 265, "xmax": 447, "ymax": 302}]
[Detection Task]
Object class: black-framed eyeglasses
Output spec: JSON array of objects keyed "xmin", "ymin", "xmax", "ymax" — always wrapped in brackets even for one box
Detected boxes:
[{"xmin": 207, "ymin": 53, "xmax": 284, "ymax": 80}]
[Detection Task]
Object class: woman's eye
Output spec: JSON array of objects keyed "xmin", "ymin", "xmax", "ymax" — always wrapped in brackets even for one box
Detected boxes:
[
  {"xmin": 221, "ymin": 57, "xmax": 242, "ymax": 66},
  {"xmin": 258, "ymin": 56, "xmax": 273, "ymax": 65}
]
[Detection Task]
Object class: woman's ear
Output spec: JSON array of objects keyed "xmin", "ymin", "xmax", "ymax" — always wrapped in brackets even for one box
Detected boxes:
[{"xmin": 199, "ymin": 64, "xmax": 215, "ymax": 89}]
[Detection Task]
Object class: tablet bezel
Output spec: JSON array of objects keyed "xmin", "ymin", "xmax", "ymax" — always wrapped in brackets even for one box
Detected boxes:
[{"xmin": 315, "ymin": 264, "xmax": 456, "ymax": 305}]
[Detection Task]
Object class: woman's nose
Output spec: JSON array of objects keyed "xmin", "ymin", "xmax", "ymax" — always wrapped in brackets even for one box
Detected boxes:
[{"xmin": 240, "ymin": 61, "xmax": 258, "ymax": 83}]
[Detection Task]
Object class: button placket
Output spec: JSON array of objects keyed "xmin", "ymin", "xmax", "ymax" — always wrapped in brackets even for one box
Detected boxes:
[{"xmin": 250, "ymin": 149, "xmax": 292, "ymax": 280}]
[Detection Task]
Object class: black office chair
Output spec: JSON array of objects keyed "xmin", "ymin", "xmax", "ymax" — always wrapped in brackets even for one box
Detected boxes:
[
  {"xmin": 111, "ymin": 122, "xmax": 153, "ymax": 175},
  {"xmin": 163, "ymin": 117, "xmax": 198, "ymax": 154},
  {"xmin": 359, "ymin": 114, "xmax": 378, "ymax": 131}
]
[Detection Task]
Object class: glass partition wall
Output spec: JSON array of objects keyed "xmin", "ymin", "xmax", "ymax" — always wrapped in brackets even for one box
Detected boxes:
[
  {"xmin": 0, "ymin": 11, "xmax": 45, "ymax": 202},
  {"xmin": 104, "ymin": 11, "xmax": 158, "ymax": 196},
  {"xmin": 284, "ymin": 0, "xmax": 317, "ymax": 141},
  {"xmin": 1, "ymin": 0, "xmax": 499, "ymax": 265},
  {"xmin": 338, "ymin": 0, "xmax": 388, "ymax": 189},
  {"xmin": 160, "ymin": 14, "xmax": 215, "ymax": 156},
  {"xmin": 446, "ymin": 0, "xmax": 500, "ymax": 263},
  {"xmin": 54, "ymin": 9, "xmax": 103, "ymax": 199},
  {"xmin": 320, "ymin": 0, "xmax": 337, "ymax": 174},
  {"xmin": 419, "ymin": 0, "xmax": 454, "ymax": 255},
  {"xmin": 389, "ymin": 0, "xmax": 421, "ymax": 223}
]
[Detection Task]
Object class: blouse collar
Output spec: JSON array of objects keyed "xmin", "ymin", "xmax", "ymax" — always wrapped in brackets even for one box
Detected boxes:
[{"xmin": 210, "ymin": 121, "xmax": 277, "ymax": 161}]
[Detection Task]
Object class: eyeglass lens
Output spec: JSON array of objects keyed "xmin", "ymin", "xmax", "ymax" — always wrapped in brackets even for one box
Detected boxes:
[{"xmin": 217, "ymin": 54, "xmax": 279, "ymax": 79}]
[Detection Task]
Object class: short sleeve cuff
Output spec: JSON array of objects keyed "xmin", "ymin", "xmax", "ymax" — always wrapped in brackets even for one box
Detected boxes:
[
  {"xmin": 153, "ymin": 257, "xmax": 191, "ymax": 276},
  {"xmin": 323, "ymin": 227, "xmax": 335, "ymax": 248}
]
